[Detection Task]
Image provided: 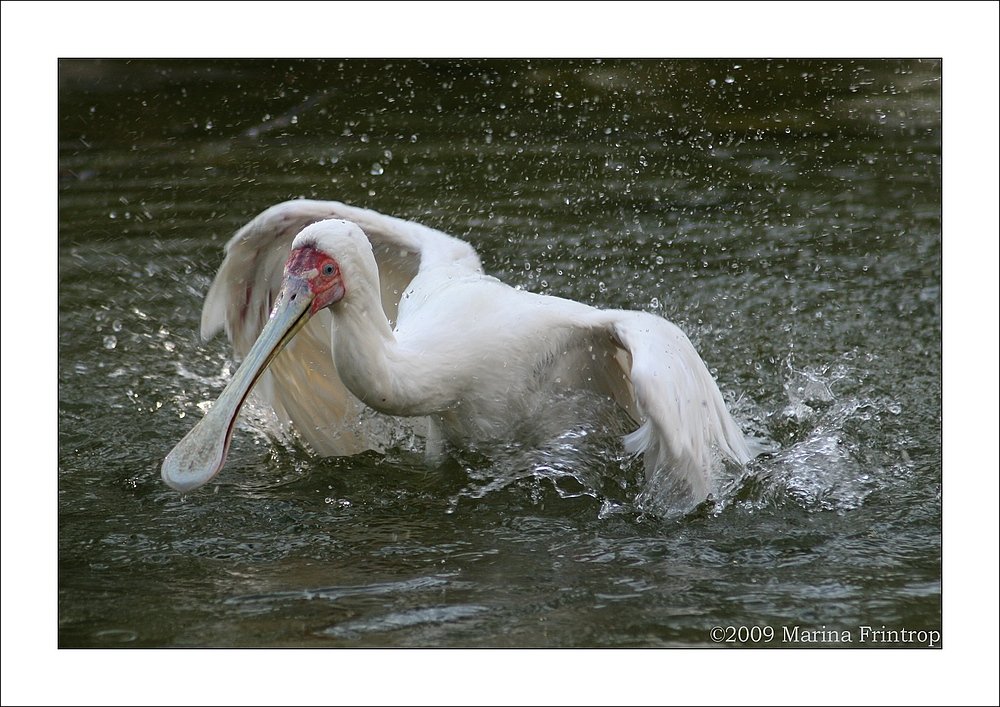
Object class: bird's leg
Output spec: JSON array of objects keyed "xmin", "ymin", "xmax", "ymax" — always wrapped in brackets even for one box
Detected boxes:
[{"xmin": 423, "ymin": 418, "xmax": 447, "ymax": 466}]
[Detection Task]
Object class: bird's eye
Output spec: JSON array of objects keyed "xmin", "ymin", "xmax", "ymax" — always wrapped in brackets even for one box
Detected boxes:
[{"xmin": 322, "ymin": 263, "xmax": 335, "ymax": 276}]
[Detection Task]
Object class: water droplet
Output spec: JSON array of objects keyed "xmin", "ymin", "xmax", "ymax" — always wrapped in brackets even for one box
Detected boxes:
[
  {"xmin": 370, "ymin": 163, "xmax": 384, "ymax": 176},
  {"xmin": 103, "ymin": 335, "xmax": 117, "ymax": 350}
]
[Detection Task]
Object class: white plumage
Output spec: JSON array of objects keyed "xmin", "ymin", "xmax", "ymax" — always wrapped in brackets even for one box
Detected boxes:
[{"xmin": 163, "ymin": 199, "xmax": 754, "ymax": 512}]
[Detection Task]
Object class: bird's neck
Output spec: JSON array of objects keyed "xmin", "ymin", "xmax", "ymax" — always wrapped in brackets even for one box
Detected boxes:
[
  {"xmin": 329, "ymin": 280, "xmax": 442, "ymax": 417},
  {"xmin": 327, "ymin": 279, "xmax": 398, "ymax": 405}
]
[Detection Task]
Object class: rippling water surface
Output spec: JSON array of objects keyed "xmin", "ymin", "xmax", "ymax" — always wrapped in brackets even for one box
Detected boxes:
[{"xmin": 57, "ymin": 59, "xmax": 941, "ymax": 649}]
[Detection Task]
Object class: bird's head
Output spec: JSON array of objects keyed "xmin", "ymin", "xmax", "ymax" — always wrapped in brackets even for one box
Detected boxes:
[
  {"xmin": 281, "ymin": 219, "xmax": 379, "ymax": 315},
  {"xmin": 161, "ymin": 219, "xmax": 376, "ymax": 494}
]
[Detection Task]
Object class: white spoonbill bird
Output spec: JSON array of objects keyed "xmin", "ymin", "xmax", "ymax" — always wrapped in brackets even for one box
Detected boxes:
[{"xmin": 163, "ymin": 199, "xmax": 754, "ymax": 511}]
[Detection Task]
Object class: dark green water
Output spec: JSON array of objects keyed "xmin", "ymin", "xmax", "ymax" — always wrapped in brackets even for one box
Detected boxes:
[{"xmin": 58, "ymin": 59, "xmax": 941, "ymax": 648}]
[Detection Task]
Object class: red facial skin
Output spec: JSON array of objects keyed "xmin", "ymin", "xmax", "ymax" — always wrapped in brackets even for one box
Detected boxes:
[{"xmin": 284, "ymin": 245, "xmax": 345, "ymax": 314}]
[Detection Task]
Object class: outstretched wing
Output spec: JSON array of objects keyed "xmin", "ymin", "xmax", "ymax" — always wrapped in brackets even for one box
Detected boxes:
[
  {"xmin": 601, "ymin": 310, "xmax": 753, "ymax": 513},
  {"xmin": 201, "ymin": 199, "xmax": 481, "ymax": 349},
  {"xmin": 535, "ymin": 303, "xmax": 752, "ymax": 514},
  {"xmin": 198, "ymin": 199, "xmax": 482, "ymax": 455},
  {"xmin": 453, "ymin": 286, "xmax": 754, "ymax": 514}
]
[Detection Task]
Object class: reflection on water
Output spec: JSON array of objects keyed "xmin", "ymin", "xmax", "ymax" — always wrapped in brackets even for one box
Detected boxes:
[{"xmin": 58, "ymin": 59, "xmax": 940, "ymax": 649}]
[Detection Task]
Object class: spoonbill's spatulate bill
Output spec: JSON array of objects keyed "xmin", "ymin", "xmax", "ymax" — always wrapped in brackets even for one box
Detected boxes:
[{"xmin": 162, "ymin": 200, "xmax": 755, "ymax": 512}]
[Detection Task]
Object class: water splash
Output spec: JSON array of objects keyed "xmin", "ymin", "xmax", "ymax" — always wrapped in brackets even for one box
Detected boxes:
[
  {"xmin": 169, "ymin": 342, "xmax": 907, "ymax": 522},
  {"xmin": 449, "ymin": 391, "xmax": 638, "ymax": 508},
  {"xmin": 720, "ymin": 355, "xmax": 909, "ymax": 515},
  {"xmin": 763, "ymin": 402, "xmax": 879, "ymax": 512}
]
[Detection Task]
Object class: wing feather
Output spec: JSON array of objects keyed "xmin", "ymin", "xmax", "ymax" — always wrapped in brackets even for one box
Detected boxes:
[
  {"xmin": 605, "ymin": 311, "xmax": 752, "ymax": 512},
  {"xmin": 198, "ymin": 199, "xmax": 480, "ymax": 455}
]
